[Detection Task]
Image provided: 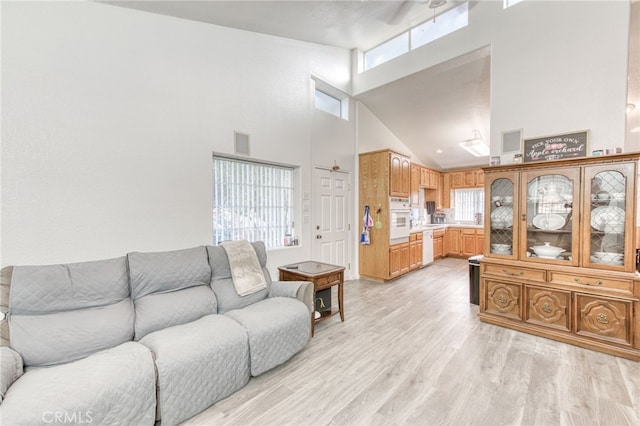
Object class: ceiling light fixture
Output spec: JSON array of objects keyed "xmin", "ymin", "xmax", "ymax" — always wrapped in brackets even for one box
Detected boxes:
[{"xmin": 459, "ymin": 129, "xmax": 490, "ymax": 157}]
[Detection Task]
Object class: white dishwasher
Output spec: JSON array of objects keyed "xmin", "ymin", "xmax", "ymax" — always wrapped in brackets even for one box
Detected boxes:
[{"xmin": 422, "ymin": 229, "xmax": 434, "ymax": 266}]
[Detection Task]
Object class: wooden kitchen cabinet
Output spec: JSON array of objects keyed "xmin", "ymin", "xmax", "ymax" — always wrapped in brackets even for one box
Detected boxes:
[
  {"xmin": 449, "ymin": 172, "xmax": 465, "ymax": 189},
  {"xmin": 448, "ymin": 168, "xmax": 484, "ymax": 189},
  {"xmin": 412, "ymin": 165, "xmax": 441, "ymax": 205},
  {"xmin": 433, "ymin": 229, "xmax": 444, "ymax": 259},
  {"xmin": 445, "ymin": 228, "xmax": 461, "ymax": 256},
  {"xmin": 360, "ymin": 150, "xmax": 414, "ymax": 281},
  {"xmin": 410, "ymin": 164, "xmax": 421, "ymax": 205},
  {"xmin": 461, "ymin": 229, "xmax": 477, "ymax": 257},
  {"xmin": 476, "ymin": 228, "xmax": 485, "ymax": 255},
  {"xmin": 389, "ymin": 242, "xmax": 410, "ymax": 278},
  {"xmin": 445, "ymin": 227, "xmax": 484, "ymax": 257},
  {"xmin": 390, "ymin": 151, "xmax": 411, "ymax": 197},
  {"xmin": 409, "ymin": 232, "xmax": 423, "ymax": 271},
  {"xmin": 480, "ymin": 153, "xmax": 640, "ymax": 360}
]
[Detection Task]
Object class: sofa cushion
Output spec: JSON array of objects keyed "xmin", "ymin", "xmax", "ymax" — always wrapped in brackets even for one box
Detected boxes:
[
  {"xmin": 8, "ymin": 257, "xmax": 134, "ymax": 367},
  {"xmin": 225, "ymin": 297, "xmax": 310, "ymax": 376},
  {"xmin": 128, "ymin": 246, "xmax": 217, "ymax": 340},
  {"xmin": 207, "ymin": 242, "xmax": 272, "ymax": 314},
  {"xmin": 139, "ymin": 315, "xmax": 250, "ymax": 426},
  {"xmin": 1, "ymin": 342, "xmax": 156, "ymax": 426}
]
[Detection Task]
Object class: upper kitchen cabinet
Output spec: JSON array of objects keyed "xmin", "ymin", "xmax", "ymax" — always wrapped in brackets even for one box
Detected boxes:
[
  {"xmin": 410, "ymin": 164, "xmax": 421, "ymax": 205},
  {"xmin": 449, "ymin": 168, "xmax": 484, "ymax": 189},
  {"xmin": 411, "ymin": 164, "xmax": 442, "ymax": 205},
  {"xmin": 389, "ymin": 151, "xmax": 411, "ymax": 197}
]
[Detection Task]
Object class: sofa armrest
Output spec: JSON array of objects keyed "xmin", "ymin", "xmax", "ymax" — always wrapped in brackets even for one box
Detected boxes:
[
  {"xmin": 1, "ymin": 346, "xmax": 24, "ymax": 404},
  {"xmin": 269, "ymin": 281, "xmax": 313, "ymax": 313}
]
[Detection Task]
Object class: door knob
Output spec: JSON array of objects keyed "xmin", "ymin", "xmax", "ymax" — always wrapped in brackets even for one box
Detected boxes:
[{"xmin": 316, "ymin": 235, "xmax": 322, "ymax": 239}]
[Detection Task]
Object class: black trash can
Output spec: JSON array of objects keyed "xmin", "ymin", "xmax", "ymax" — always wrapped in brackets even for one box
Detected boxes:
[{"xmin": 468, "ymin": 255, "xmax": 483, "ymax": 305}]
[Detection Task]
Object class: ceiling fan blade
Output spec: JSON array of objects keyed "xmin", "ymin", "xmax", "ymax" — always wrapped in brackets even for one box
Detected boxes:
[{"xmin": 387, "ymin": 1, "xmax": 414, "ymax": 25}]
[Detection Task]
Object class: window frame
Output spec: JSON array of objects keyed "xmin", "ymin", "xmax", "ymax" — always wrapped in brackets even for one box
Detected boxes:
[
  {"xmin": 212, "ymin": 154, "xmax": 299, "ymax": 249},
  {"xmin": 452, "ymin": 187, "xmax": 485, "ymax": 224}
]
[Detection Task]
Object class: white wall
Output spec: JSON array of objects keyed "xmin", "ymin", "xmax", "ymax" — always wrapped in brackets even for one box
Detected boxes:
[
  {"xmin": 356, "ymin": 102, "xmax": 422, "ymax": 162},
  {"xmin": 353, "ymin": 1, "xmax": 631, "ymax": 156},
  {"xmin": 1, "ymin": 1, "xmax": 352, "ymax": 274}
]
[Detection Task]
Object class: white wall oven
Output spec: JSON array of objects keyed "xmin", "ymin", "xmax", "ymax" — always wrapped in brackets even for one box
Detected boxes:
[{"xmin": 389, "ymin": 197, "xmax": 411, "ymax": 244}]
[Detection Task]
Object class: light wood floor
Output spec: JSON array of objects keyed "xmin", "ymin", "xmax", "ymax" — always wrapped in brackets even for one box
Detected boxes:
[{"xmin": 184, "ymin": 258, "xmax": 640, "ymax": 426}]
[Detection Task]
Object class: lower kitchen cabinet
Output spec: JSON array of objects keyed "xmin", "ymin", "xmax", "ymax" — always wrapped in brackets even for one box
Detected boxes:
[
  {"xmin": 389, "ymin": 242, "xmax": 410, "ymax": 278},
  {"xmin": 434, "ymin": 230, "xmax": 444, "ymax": 259},
  {"xmin": 445, "ymin": 228, "xmax": 461, "ymax": 255},
  {"xmin": 409, "ymin": 232, "xmax": 423, "ymax": 271},
  {"xmin": 445, "ymin": 227, "xmax": 484, "ymax": 257}
]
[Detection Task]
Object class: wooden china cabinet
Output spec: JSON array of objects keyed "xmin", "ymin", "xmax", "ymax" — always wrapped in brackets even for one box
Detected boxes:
[{"xmin": 480, "ymin": 153, "xmax": 640, "ymax": 360}]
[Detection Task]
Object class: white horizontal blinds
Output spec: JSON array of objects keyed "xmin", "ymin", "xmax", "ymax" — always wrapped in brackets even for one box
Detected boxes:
[
  {"xmin": 454, "ymin": 188, "xmax": 485, "ymax": 222},
  {"xmin": 213, "ymin": 156, "xmax": 293, "ymax": 248}
]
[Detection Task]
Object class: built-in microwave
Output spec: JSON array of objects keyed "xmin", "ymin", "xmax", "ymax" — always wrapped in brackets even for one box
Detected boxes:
[{"xmin": 389, "ymin": 197, "xmax": 411, "ymax": 243}]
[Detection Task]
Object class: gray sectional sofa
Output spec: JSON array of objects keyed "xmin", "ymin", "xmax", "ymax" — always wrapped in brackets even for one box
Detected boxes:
[{"xmin": 0, "ymin": 242, "xmax": 312, "ymax": 426}]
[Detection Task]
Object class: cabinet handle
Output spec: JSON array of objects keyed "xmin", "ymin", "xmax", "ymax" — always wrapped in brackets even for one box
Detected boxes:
[
  {"xmin": 502, "ymin": 268, "xmax": 524, "ymax": 276},
  {"xmin": 542, "ymin": 303, "xmax": 552, "ymax": 313},
  {"xmin": 574, "ymin": 278, "xmax": 603, "ymax": 286},
  {"xmin": 597, "ymin": 313, "xmax": 609, "ymax": 324},
  {"xmin": 497, "ymin": 295, "xmax": 507, "ymax": 304}
]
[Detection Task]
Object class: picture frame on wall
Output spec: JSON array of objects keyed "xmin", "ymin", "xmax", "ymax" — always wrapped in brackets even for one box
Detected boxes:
[
  {"xmin": 523, "ymin": 130, "xmax": 589, "ymax": 163},
  {"xmin": 501, "ymin": 129, "xmax": 523, "ymax": 155}
]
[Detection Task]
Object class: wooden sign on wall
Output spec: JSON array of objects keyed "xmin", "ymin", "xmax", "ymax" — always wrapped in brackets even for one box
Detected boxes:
[{"xmin": 523, "ymin": 130, "xmax": 589, "ymax": 163}]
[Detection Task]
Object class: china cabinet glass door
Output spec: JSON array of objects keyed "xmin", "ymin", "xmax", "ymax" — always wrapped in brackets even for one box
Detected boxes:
[
  {"xmin": 582, "ymin": 163, "xmax": 634, "ymax": 271},
  {"xmin": 486, "ymin": 172, "xmax": 518, "ymax": 258},
  {"xmin": 520, "ymin": 169, "xmax": 580, "ymax": 265}
]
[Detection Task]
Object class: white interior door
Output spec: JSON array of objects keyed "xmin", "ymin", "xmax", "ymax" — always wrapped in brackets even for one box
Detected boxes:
[{"xmin": 313, "ymin": 167, "xmax": 350, "ymax": 272}]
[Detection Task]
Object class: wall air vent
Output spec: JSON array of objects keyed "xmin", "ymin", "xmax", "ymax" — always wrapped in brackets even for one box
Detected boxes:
[{"xmin": 234, "ymin": 131, "xmax": 250, "ymax": 156}]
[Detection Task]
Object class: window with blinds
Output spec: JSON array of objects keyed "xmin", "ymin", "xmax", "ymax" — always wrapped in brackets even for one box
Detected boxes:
[
  {"xmin": 213, "ymin": 155, "xmax": 295, "ymax": 248},
  {"xmin": 453, "ymin": 188, "xmax": 485, "ymax": 223}
]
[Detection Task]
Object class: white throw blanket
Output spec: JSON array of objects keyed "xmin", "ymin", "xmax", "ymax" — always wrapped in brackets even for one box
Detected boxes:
[{"xmin": 220, "ymin": 240, "xmax": 267, "ymax": 296}]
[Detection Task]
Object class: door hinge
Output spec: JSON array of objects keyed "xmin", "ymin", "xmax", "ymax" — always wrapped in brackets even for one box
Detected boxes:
[
  {"xmin": 348, "ymin": 263, "xmax": 351, "ymax": 270},
  {"xmin": 348, "ymin": 224, "xmax": 351, "ymax": 231}
]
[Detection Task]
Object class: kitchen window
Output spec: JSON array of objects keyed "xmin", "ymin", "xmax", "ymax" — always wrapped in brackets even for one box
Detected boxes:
[
  {"xmin": 213, "ymin": 155, "xmax": 296, "ymax": 248},
  {"xmin": 453, "ymin": 188, "xmax": 485, "ymax": 223}
]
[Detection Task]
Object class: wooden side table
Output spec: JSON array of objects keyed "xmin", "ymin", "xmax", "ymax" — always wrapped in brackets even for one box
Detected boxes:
[{"xmin": 278, "ymin": 261, "xmax": 345, "ymax": 336}]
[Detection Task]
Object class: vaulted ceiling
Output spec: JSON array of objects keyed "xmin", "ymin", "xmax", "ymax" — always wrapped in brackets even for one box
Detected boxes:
[{"xmin": 100, "ymin": 0, "xmax": 638, "ymax": 170}]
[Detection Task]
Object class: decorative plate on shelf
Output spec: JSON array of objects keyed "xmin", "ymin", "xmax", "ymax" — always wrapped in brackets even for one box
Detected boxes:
[
  {"xmin": 591, "ymin": 206, "xmax": 625, "ymax": 232},
  {"xmin": 527, "ymin": 176, "xmax": 572, "ymax": 198},
  {"xmin": 532, "ymin": 213, "xmax": 565, "ymax": 230},
  {"xmin": 491, "ymin": 206, "xmax": 513, "ymax": 229}
]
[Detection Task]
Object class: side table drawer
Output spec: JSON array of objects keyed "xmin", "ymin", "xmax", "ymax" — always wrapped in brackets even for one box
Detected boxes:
[
  {"xmin": 482, "ymin": 263, "xmax": 546, "ymax": 283},
  {"xmin": 548, "ymin": 272, "xmax": 633, "ymax": 295},
  {"xmin": 280, "ymin": 270, "xmax": 305, "ymax": 282},
  {"xmin": 315, "ymin": 273, "xmax": 343, "ymax": 289}
]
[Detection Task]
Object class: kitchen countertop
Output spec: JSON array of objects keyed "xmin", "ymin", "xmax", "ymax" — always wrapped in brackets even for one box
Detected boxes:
[{"xmin": 410, "ymin": 224, "xmax": 484, "ymax": 233}]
